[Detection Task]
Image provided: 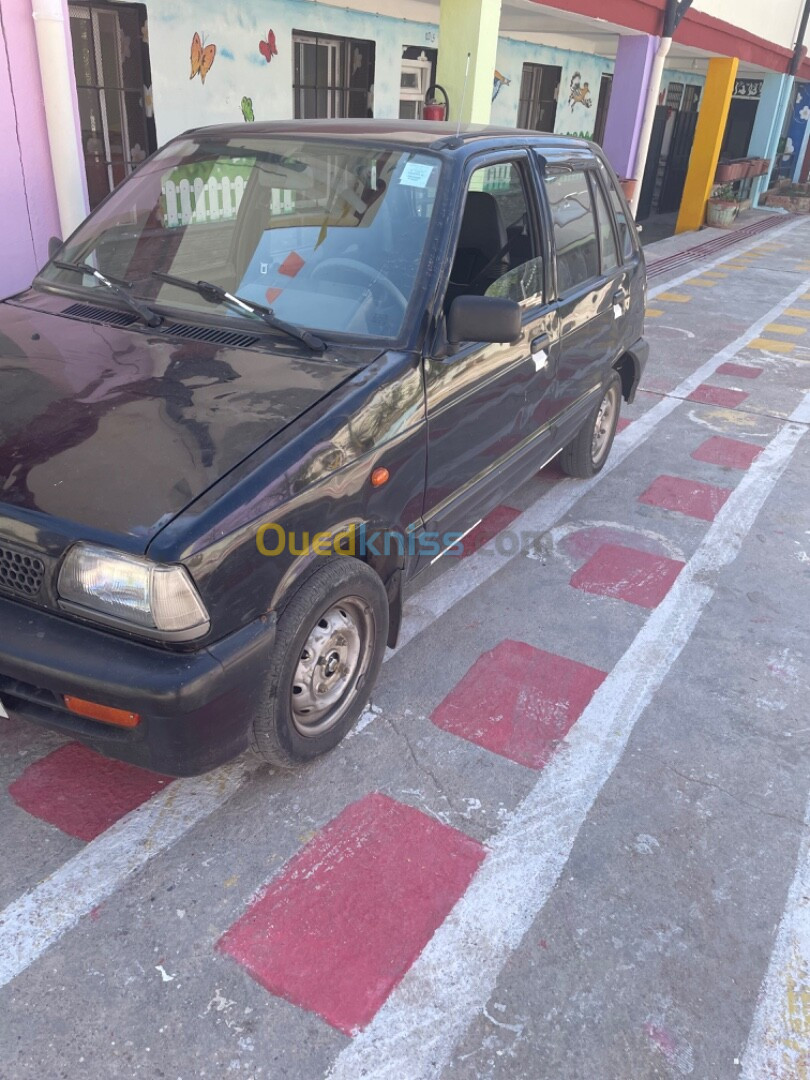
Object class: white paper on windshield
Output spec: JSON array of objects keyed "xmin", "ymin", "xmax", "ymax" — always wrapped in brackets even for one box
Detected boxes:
[{"xmin": 399, "ymin": 162, "xmax": 435, "ymax": 188}]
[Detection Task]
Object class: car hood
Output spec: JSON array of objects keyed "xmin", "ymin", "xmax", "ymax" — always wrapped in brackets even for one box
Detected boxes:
[{"xmin": 0, "ymin": 296, "xmax": 363, "ymax": 546}]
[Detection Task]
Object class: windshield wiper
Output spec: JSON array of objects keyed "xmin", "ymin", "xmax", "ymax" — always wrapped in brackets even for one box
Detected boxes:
[
  {"xmin": 54, "ymin": 261, "xmax": 162, "ymax": 328},
  {"xmin": 151, "ymin": 270, "xmax": 326, "ymax": 352}
]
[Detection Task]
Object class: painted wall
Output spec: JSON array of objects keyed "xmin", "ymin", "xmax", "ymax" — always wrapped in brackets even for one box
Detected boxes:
[
  {"xmin": 0, "ymin": 0, "xmax": 61, "ymax": 299},
  {"xmin": 491, "ymin": 36, "xmax": 614, "ymax": 138},
  {"xmin": 148, "ymin": 0, "xmax": 439, "ymax": 145}
]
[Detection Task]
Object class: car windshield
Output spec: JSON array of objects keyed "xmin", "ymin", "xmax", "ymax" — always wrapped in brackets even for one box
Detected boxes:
[{"xmin": 38, "ymin": 135, "xmax": 443, "ymax": 341}]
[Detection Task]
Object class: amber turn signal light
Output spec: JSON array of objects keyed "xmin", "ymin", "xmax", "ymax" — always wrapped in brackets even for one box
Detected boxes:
[
  {"xmin": 370, "ymin": 467, "xmax": 390, "ymax": 488},
  {"xmin": 64, "ymin": 695, "xmax": 141, "ymax": 728}
]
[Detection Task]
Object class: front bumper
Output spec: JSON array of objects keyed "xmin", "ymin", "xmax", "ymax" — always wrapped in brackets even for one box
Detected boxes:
[{"xmin": 0, "ymin": 595, "xmax": 276, "ymax": 775}]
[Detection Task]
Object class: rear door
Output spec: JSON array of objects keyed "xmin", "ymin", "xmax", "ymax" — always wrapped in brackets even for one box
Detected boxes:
[{"xmin": 540, "ymin": 159, "xmax": 624, "ymax": 434}]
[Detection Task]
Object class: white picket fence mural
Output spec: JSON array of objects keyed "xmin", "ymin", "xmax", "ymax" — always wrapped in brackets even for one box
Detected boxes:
[{"xmin": 161, "ymin": 176, "xmax": 295, "ymax": 227}]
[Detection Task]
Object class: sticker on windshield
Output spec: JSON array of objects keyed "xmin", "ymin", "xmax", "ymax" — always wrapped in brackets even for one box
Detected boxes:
[{"xmin": 399, "ymin": 162, "xmax": 435, "ymax": 188}]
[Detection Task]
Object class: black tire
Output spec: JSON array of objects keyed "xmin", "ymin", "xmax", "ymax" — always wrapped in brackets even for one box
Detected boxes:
[
  {"xmin": 560, "ymin": 372, "xmax": 622, "ymax": 480},
  {"xmin": 251, "ymin": 558, "xmax": 389, "ymax": 769}
]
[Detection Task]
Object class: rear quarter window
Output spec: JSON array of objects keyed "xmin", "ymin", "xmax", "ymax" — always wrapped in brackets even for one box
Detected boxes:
[
  {"xmin": 597, "ymin": 159, "xmax": 636, "ymax": 262},
  {"xmin": 544, "ymin": 169, "xmax": 600, "ymax": 295}
]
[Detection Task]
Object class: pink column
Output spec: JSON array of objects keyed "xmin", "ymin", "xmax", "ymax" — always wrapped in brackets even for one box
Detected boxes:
[{"xmin": 602, "ymin": 34, "xmax": 659, "ymax": 182}]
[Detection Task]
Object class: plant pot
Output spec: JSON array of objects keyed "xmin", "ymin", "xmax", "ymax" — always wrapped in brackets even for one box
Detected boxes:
[
  {"xmin": 715, "ymin": 161, "xmax": 747, "ymax": 183},
  {"xmin": 706, "ymin": 200, "xmax": 739, "ymax": 228},
  {"xmin": 619, "ymin": 178, "xmax": 637, "ymax": 202}
]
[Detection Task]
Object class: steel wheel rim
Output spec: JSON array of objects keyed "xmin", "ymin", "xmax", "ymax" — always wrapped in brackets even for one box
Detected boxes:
[
  {"xmin": 291, "ymin": 597, "xmax": 374, "ymax": 737},
  {"xmin": 592, "ymin": 385, "xmax": 619, "ymax": 466}
]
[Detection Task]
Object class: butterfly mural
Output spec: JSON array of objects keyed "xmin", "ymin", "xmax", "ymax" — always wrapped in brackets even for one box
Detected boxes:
[
  {"xmin": 241, "ymin": 96, "xmax": 255, "ymax": 123},
  {"xmin": 259, "ymin": 30, "xmax": 278, "ymax": 63},
  {"xmin": 190, "ymin": 32, "xmax": 216, "ymax": 85}
]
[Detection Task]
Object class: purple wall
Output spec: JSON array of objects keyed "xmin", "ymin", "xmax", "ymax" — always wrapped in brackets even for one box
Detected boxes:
[
  {"xmin": 0, "ymin": 0, "xmax": 63, "ymax": 298},
  {"xmin": 602, "ymin": 34, "xmax": 659, "ymax": 181}
]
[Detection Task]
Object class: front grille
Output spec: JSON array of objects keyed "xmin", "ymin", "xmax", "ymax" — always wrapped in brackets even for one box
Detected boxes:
[{"xmin": 0, "ymin": 543, "xmax": 46, "ymax": 598}]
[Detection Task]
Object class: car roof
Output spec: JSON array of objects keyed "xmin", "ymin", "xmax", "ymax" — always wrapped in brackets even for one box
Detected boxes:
[{"xmin": 182, "ymin": 118, "xmax": 595, "ymax": 158}]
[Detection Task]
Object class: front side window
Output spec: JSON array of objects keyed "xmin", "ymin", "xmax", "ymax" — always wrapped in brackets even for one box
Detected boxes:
[
  {"xmin": 38, "ymin": 137, "xmax": 442, "ymax": 340},
  {"xmin": 545, "ymin": 169, "xmax": 599, "ymax": 295},
  {"xmin": 447, "ymin": 160, "xmax": 543, "ymax": 309}
]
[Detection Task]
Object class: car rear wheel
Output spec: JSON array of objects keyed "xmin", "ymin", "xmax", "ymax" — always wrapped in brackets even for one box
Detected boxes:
[
  {"xmin": 251, "ymin": 558, "xmax": 388, "ymax": 769},
  {"xmin": 560, "ymin": 372, "xmax": 622, "ymax": 480}
]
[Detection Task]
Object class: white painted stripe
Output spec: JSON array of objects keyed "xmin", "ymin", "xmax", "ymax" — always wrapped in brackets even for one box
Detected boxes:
[
  {"xmin": 328, "ymin": 396, "xmax": 810, "ymax": 1080},
  {"xmin": 648, "ymin": 218, "xmax": 808, "ymax": 299},
  {"xmin": 0, "ymin": 760, "xmax": 250, "ymax": 988},
  {"xmin": 740, "ymin": 793, "xmax": 810, "ymax": 1079},
  {"xmin": 393, "ymin": 273, "xmax": 810, "ymax": 657}
]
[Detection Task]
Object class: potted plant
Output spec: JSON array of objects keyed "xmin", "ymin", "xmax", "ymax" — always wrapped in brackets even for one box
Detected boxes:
[{"xmin": 706, "ymin": 183, "xmax": 739, "ymax": 228}]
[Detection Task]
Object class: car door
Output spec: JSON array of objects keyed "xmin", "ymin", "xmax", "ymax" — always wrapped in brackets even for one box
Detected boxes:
[
  {"xmin": 540, "ymin": 160, "xmax": 625, "ymax": 438},
  {"xmin": 418, "ymin": 152, "xmax": 559, "ymax": 565}
]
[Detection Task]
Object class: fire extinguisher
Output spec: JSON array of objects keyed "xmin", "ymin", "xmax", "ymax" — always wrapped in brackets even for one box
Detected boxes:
[{"xmin": 424, "ymin": 84, "xmax": 449, "ymax": 122}]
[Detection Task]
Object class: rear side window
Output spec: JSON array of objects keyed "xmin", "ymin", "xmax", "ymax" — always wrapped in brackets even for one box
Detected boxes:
[
  {"xmin": 590, "ymin": 175, "xmax": 619, "ymax": 273},
  {"xmin": 544, "ymin": 170, "xmax": 599, "ymax": 295},
  {"xmin": 598, "ymin": 159, "xmax": 635, "ymax": 261}
]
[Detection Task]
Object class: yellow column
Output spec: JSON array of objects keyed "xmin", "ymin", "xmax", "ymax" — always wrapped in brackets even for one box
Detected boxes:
[
  {"xmin": 676, "ymin": 57, "xmax": 739, "ymax": 233},
  {"xmin": 436, "ymin": 0, "xmax": 503, "ymax": 125}
]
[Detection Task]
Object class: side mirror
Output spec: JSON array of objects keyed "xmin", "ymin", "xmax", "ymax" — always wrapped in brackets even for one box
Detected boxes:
[
  {"xmin": 447, "ymin": 295, "xmax": 522, "ymax": 346},
  {"xmin": 48, "ymin": 236, "xmax": 63, "ymax": 260}
]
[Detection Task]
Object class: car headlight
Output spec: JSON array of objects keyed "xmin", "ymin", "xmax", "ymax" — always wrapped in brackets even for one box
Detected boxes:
[{"xmin": 58, "ymin": 544, "xmax": 210, "ymax": 637}]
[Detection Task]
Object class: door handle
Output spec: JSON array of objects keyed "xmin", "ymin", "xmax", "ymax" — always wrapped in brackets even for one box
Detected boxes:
[
  {"xmin": 530, "ymin": 333, "xmax": 552, "ymax": 373},
  {"xmin": 613, "ymin": 289, "xmax": 628, "ymax": 305}
]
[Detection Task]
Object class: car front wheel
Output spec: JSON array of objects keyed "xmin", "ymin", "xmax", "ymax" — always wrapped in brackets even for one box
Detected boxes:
[
  {"xmin": 560, "ymin": 372, "xmax": 622, "ymax": 479},
  {"xmin": 251, "ymin": 558, "xmax": 388, "ymax": 769}
]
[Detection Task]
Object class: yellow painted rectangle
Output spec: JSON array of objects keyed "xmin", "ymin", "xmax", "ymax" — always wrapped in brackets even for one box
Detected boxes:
[
  {"xmin": 656, "ymin": 292, "xmax": 692, "ymax": 303},
  {"xmin": 702, "ymin": 270, "xmax": 728, "ymax": 278},
  {"xmin": 646, "ymin": 309, "xmax": 664, "ymax": 318},
  {"xmin": 765, "ymin": 323, "xmax": 806, "ymax": 337},
  {"xmin": 784, "ymin": 308, "xmax": 810, "ymax": 318},
  {"xmin": 689, "ymin": 279, "xmax": 717, "ymax": 287},
  {"xmin": 748, "ymin": 338, "xmax": 797, "ymax": 353}
]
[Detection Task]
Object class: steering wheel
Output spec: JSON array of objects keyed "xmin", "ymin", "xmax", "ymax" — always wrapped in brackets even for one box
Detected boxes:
[{"xmin": 309, "ymin": 257, "xmax": 408, "ymax": 315}]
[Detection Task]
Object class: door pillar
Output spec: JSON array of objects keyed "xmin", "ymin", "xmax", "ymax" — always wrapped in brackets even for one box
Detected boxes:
[
  {"xmin": 435, "ymin": 0, "xmax": 502, "ymax": 125},
  {"xmin": 748, "ymin": 73, "xmax": 794, "ymax": 206},
  {"xmin": 676, "ymin": 57, "xmax": 739, "ymax": 234},
  {"xmin": 602, "ymin": 35, "xmax": 659, "ymax": 184}
]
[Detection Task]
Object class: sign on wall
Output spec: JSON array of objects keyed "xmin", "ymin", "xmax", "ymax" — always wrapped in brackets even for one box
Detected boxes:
[{"xmin": 733, "ymin": 79, "xmax": 763, "ymax": 100}]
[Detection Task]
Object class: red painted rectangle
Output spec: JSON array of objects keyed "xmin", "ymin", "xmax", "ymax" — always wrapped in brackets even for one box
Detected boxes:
[
  {"xmin": 217, "ymin": 794, "xmax": 485, "ymax": 1034},
  {"xmin": 687, "ymin": 384, "xmax": 749, "ymax": 408},
  {"xmin": 570, "ymin": 543, "xmax": 685, "ymax": 609},
  {"xmin": 639, "ymin": 474, "xmax": 732, "ymax": 521},
  {"xmin": 8, "ymin": 743, "xmax": 171, "ymax": 841},
  {"xmin": 692, "ymin": 436, "xmax": 763, "ymax": 470},
  {"xmin": 455, "ymin": 505, "xmax": 521, "ymax": 558},
  {"xmin": 616, "ymin": 418, "xmax": 633, "ymax": 432},
  {"xmin": 431, "ymin": 640, "xmax": 606, "ymax": 769},
  {"xmin": 716, "ymin": 362, "xmax": 763, "ymax": 379}
]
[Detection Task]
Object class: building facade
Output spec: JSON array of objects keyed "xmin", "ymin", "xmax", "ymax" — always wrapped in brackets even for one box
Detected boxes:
[{"xmin": 1, "ymin": 0, "xmax": 809, "ymax": 298}]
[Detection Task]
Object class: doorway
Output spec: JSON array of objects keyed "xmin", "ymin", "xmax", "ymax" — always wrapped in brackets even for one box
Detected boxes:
[
  {"xmin": 592, "ymin": 74, "xmax": 613, "ymax": 146},
  {"xmin": 517, "ymin": 63, "xmax": 562, "ymax": 132},
  {"xmin": 69, "ymin": 2, "xmax": 156, "ymax": 210}
]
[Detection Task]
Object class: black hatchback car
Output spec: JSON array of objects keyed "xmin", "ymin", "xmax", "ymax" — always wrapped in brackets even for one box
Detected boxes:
[{"xmin": 0, "ymin": 121, "xmax": 647, "ymax": 775}]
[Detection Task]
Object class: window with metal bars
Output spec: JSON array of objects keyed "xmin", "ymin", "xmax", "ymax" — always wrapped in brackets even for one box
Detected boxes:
[
  {"xmin": 68, "ymin": 1, "xmax": 156, "ymax": 209},
  {"xmin": 292, "ymin": 32, "xmax": 375, "ymax": 120}
]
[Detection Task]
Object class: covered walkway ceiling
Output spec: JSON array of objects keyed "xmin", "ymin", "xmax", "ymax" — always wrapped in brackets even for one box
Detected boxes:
[{"xmin": 324, "ymin": 0, "xmax": 808, "ymax": 79}]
